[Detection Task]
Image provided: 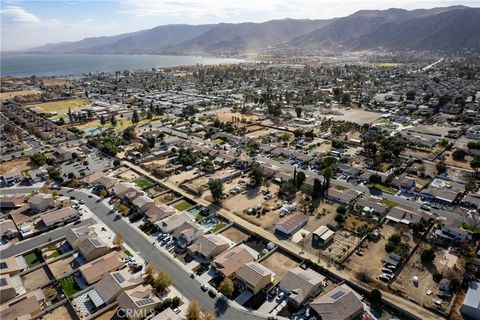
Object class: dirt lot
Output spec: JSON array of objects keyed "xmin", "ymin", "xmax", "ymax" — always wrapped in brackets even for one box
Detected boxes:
[
  {"xmin": 0, "ymin": 157, "xmax": 35, "ymax": 175},
  {"xmin": 216, "ymin": 112, "xmax": 258, "ymax": 123},
  {"xmin": 246, "ymin": 129, "xmax": 277, "ymax": 139},
  {"xmin": 0, "ymin": 90, "xmax": 41, "ymax": 100},
  {"xmin": 305, "ymin": 200, "xmax": 338, "ymax": 232},
  {"xmin": 42, "ymin": 78, "xmax": 68, "ymax": 87},
  {"xmin": 48, "ymin": 255, "xmax": 75, "ymax": 278},
  {"xmin": 393, "ymin": 245, "xmax": 464, "ymax": 311},
  {"xmin": 153, "ymin": 192, "xmax": 178, "ymax": 205},
  {"xmin": 95, "ymin": 306, "xmax": 120, "ymax": 320},
  {"xmin": 261, "ymin": 251, "xmax": 300, "ymax": 284},
  {"xmin": 401, "ymin": 148, "xmax": 435, "ymax": 161},
  {"xmin": 234, "ymin": 209, "xmax": 280, "ymax": 230},
  {"xmin": 184, "ymin": 176, "xmax": 210, "ymax": 194},
  {"xmin": 320, "ymin": 230, "xmax": 360, "ymax": 262},
  {"xmin": 21, "ymin": 266, "xmax": 51, "ymax": 290},
  {"xmin": 142, "ymin": 158, "xmax": 169, "ymax": 168},
  {"xmin": 223, "ymin": 185, "xmax": 279, "ymax": 213},
  {"xmin": 310, "ymin": 140, "xmax": 331, "ymax": 154},
  {"xmin": 345, "ymin": 223, "xmax": 413, "ymax": 284},
  {"xmin": 220, "ymin": 225, "xmax": 250, "ymax": 244},
  {"xmin": 117, "ymin": 169, "xmax": 141, "ymax": 181},
  {"xmin": 43, "ymin": 305, "xmax": 73, "ymax": 320},
  {"xmin": 318, "ymin": 108, "xmax": 381, "ymax": 124},
  {"xmin": 168, "ymin": 170, "xmax": 198, "ymax": 184},
  {"xmin": 443, "ymin": 152, "xmax": 475, "ymax": 171}
]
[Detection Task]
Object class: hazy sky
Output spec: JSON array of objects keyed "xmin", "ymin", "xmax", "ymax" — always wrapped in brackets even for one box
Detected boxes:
[{"xmin": 1, "ymin": 0, "xmax": 477, "ymax": 51}]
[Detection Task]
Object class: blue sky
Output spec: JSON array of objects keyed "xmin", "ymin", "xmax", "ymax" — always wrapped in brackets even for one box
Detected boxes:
[{"xmin": 1, "ymin": 0, "xmax": 478, "ymax": 51}]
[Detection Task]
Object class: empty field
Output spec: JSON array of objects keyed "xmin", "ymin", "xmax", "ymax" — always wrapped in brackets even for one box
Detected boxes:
[
  {"xmin": 26, "ymin": 98, "xmax": 91, "ymax": 113},
  {"xmin": 0, "ymin": 90, "xmax": 41, "ymax": 100},
  {"xmin": 261, "ymin": 251, "xmax": 300, "ymax": 284},
  {"xmin": 0, "ymin": 157, "xmax": 35, "ymax": 175}
]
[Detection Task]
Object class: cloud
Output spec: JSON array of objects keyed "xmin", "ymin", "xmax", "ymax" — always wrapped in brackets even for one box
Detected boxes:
[
  {"xmin": 120, "ymin": 0, "xmax": 476, "ymax": 22},
  {"xmin": 1, "ymin": 5, "xmax": 41, "ymax": 24}
]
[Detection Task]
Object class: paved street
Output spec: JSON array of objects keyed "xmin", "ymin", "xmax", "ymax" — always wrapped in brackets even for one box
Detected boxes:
[{"xmin": 58, "ymin": 188, "xmax": 265, "ymax": 320}]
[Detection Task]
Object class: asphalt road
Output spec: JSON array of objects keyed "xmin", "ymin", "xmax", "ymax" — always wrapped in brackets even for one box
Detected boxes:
[
  {"xmin": 60, "ymin": 188, "xmax": 264, "ymax": 320},
  {"xmin": 2, "ymin": 218, "xmax": 95, "ymax": 258}
]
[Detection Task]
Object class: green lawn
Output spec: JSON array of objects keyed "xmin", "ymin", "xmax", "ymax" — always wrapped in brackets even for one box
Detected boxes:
[
  {"xmin": 58, "ymin": 275, "xmax": 81, "ymax": 298},
  {"xmin": 124, "ymin": 250, "xmax": 133, "ymax": 257},
  {"xmin": 379, "ymin": 199, "xmax": 398, "ymax": 208},
  {"xmin": 174, "ymin": 200, "xmax": 194, "ymax": 211},
  {"xmin": 134, "ymin": 178, "xmax": 154, "ymax": 189},
  {"xmin": 461, "ymin": 223, "xmax": 480, "ymax": 233},
  {"xmin": 211, "ymin": 139, "xmax": 226, "ymax": 144},
  {"xmin": 272, "ymin": 156, "xmax": 286, "ymax": 162},
  {"xmin": 368, "ymin": 184, "xmax": 397, "ymax": 195},
  {"xmin": 211, "ymin": 222, "xmax": 226, "ymax": 233},
  {"xmin": 23, "ymin": 251, "xmax": 43, "ymax": 267},
  {"xmin": 335, "ymin": 185, "xmax": 348, "ymax": 191}
]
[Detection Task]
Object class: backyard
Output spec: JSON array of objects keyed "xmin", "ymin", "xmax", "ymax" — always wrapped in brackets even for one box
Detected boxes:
[
  {"xmin": 59, "ymin": 275, "xmax": 81, "ymax": 297},
  {"xmin": 261, "ymin": 251, "xmax": 300, "ymax": 284},
  {"xmin": 23, "ymin": 250, "xmax": 44, "ymax": 267},
  {"xmin": 134, "ymin": 177, "xmax": 154, "ymax": 189},
  {"xmin": 173, "ymin": 199, "xmax": 194, "ymax": 211}
]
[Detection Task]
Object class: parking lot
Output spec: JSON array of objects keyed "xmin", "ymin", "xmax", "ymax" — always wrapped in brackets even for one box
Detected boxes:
[{"xmin": 60, "ymin": 151, "xmax": 112, "ymax": 177}]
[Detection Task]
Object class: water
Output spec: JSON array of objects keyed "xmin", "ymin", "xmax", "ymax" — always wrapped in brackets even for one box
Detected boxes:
[{"xmin": 0, "ymin": 53, "xmax": 244, "ymax": 77}]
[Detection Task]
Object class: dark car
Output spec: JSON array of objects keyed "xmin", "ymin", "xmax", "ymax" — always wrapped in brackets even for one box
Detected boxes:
[{"xmin": 208, "ymin": 289, "xmax": 217, "ymax": 298}]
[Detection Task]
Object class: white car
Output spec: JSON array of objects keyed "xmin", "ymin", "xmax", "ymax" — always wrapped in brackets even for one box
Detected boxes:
[{"xmin": 173, "ymin": 307, "xmax": 181, "ymax": 314}]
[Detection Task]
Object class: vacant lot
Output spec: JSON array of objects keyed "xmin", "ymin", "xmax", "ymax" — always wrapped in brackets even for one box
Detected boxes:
[
  {"xmin": 320, "ymin": 108, "xmax": 381, "ymax": 124},
  {"xmin": 0, "ymin": 90, "xmax": 41, "ymax": 100},
  {"xmin": 393, "ymin": 246, "xmax": 464, "ymax": 311},
  {"xmin": 21, "ymin": 267, "xmax": 50, "ymax": 291},
  {"xmin": 261, "ymin": 251, "xmax": 300, "ymax": 284},
  {"xmin": 48, "ymin": 255, "xmax": 75, "ymax": 278},
  {"xmin": 184, "ymin": 176, "xmax": 209, "ymax": 194},
  {"xmin": 224, "ymin": 185, "xmax": 279, "ymax": 213},
  {"xmin": 154, "ymin": 192, "xmax": 178, "ymax": 205},
  {"xmin": 42, "ymin": 77, "xmax": 68, "ymax": 86},
  {"xmin": 169, "ymin": 170, "xmax": 197, "ymax": 184},
  {"xmin": 26, "ymin": 98, "xmax": 91, "ymax": 114},
  {"xmin": 216, "ymin": 112, "xmax": 258, "ymax": 123},
  {"xmin": 221, "ymin": 225, "xmax": 249, "ymax": 244},
  {"xmin": 0, "ymin": 157, "xmax": 35, "ymax": 175},
  {"xmin": 117, "ymin": 169, "xmax": 140, "ymax": 181},
  {"xmin": 234, "ymin": 209, "xmax": 280, "ymax": 231},
  {"xmin": 345, "ymin": 223, "xmax": 413, "ymax": 283},
  {"xmin": 320, "ymin": 230, "xmax": 360, "ymax": 262},
  {"xmin": 43, "ymin": 305, "xmax": 73, "ymax": 320}
]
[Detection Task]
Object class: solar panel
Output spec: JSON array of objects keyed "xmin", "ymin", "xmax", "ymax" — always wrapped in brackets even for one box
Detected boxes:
[
  {"xmin": 136, "ymin": 298, "xmax": 154, "ymax": 306},
  {"xmin": 0, "ymin": 262, "xmax": 7, "ymax": 269},
  {"xmin": 330, "ymin": 290, "xmax": 346, "ymax": 300},
  {"xmin": 112, "ymin": 272, "xmax": 126, "ymax": 283},
  {"xmin": 0, "ymin": 278, "xmax": 7, "ymax": 286}
]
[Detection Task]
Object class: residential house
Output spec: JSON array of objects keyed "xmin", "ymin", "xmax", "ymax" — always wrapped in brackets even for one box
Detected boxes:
[
  {"xmin": 211, "ymin": 247, "xmax": 255, "ymax": 278},
  {"xmin": 66, "ymin": 226, "xmax": 97, "ymax": 249},
  {"xmin": 117, "ymin": 285, "xmax": 161, "ymax": 320},
  {"xmin": 27, "ymin": 168, "xmax": 48, "ymax": 183},
  {"xmin": 236, "ymin": 262, "xmax": 275, "ymax": 294},
  {"xmin": 79, "ymin": 251, "xmax": 123, "ymax": 285},
  {"xmin": 354, "ymin": 196, "xmax": 388, "ymax": 216},
  {"xmin": 78, "ymin": 237, "xmax": 110, "ymax": 262},
  {"xmin": 461, "ymin": 281, "xmax": 480, "ymax": 320},
  {"xmin": 0, "ymin": 289, "xmax": 45, "ymax": 320},
  {"xmin": 113, "ymin": 182, "xmax": 137, "ymax": 198},
  {"xmin": 93, "ymin": 269, "xmax": 144, "ymax": 304},
  {"xmin": 386, "ymin": 207, "xmax": 425, "ymax": 226},
  {"xmin": 28, "ymin": 193, "xmax": 55, "ymax": 212},
  {"xmin": 0, "ymin": 219, "xmax": 18, "ymax": 239},
  {"xmin": 83, "ymin": 171, "xmax": 105, "ymax": 186},
  {"xmin": 0, "ymin": 194, "xmax": 25, "ymax": 208},
  {"xmin": 310, "ymin": 284, "xmax": 364, "ymax": 320},
  {"xmin": 435, "ymin": 220, "xmax": 469, "ymax": 243},
  {"xmin": 300, "ymin": 177, "xmax": 316, "ymax": 196},
  {"xmin": 0, "ymin": 257, "xmax": 22, "ymax": 275},
  {"xmin": 327, "ymin": 188, "xmax": 361, "ymax": 205},
  {"xmin": 0, "ymin": 274, "xmax": 16, "ymax": 303},
  {"xmin": 187, "ymin": 234, "xmax": 229, "ymax": 261},
  {"xmin": 275, "ymin": 213, "xmax": 308, "ymax": 237},
  {"xmin": 124, "ymin": 188, "xmax": 144, "ymax": 203},
  {"xmin": 172, "ymin": 221, "xmax": 204, "ymax": 249},
  {"xmin": 1, "ymin": 170, "xmax": 23, "ymax": 186},
  {"xmin": 462, "ymin": 194, "xmax": 480, "ymax": 209},
  {"xmin": 279, "ymin": 267, "xmax": 325, "ymax": 307},
  {"xmin": 145, "ymin": 204, "xmax": 176, "ymax": 223},
  {"xmin": 97, "ymin": 176, "xmax": 119, "ymax": 191},
  {"xmin": 391, "ymin": 174, "xmax": 416, "ymax": 193},
  {"xmin": 312, "ymin": 226, "xmax": 335, "ymax": 248},
  {"xmin": 41, "ymin": 207, "xmax": 77, "ymax": 227},
  {"xmin": 338, "ymin": 164, "xmax": 362, "ymax": 179},
  {"xmin": 132, "ymin": 195, "xmax": 155, "ymax": 213},
  {"xmin": 358, "ymin": 170, "xmax": 388, "ymax": 184},
  {"xmin": 155, "ymin": 212, "xmax": 192, "ymax": 234}
]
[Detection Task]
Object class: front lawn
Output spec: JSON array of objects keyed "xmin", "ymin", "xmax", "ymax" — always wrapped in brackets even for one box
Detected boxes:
[
  {"xmin": 24, "ymin": 251, "xmax": 43, "ymax": 267},
  {"xmin": 368, "ymin": 183, "xmax": 397, "ymax": 195},
  {"xmin": 134, "ymin": 178, "xmax": 154, "ymax": 189},
  {"xmin": 335, "ymin": 185, "xmax": 348, "ymax": 191},
  {"xmin": 379, "ymin": 199, "xmax": 398, "ymax": 208},
  {"xmin": 58, "ymin": 275, "xmax": 81, "ymax": 297},
  {"xmin": 174, "ymin": 200, "xmax": 194, "ymax": 211}
]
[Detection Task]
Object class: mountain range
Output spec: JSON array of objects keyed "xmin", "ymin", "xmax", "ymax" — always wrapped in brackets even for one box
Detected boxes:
[{"xmin": 25, "ymin": 6, "xmax": 480, "ymax": 55}]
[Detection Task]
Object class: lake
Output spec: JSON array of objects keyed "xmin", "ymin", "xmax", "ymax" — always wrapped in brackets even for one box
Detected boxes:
[{"xmin": 0, "ymin": 54, "xmax": 244, "ymax": 77}]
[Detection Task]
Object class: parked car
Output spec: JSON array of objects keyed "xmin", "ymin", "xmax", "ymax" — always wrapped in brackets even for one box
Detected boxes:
[
  {"xmin": 378, "ymin": 274, "xmax": 391, "ymax": 282},
  {"xmin": 276, "ymin": 291, "xmax": 285, "ymax": 302},
  {"xmin": 200, "ymin": 284, "xmax": 208, "ymax": 292},
  {"xmin": 173, "ymin": 307, "xmax": 181, "ymax": 314},
  {"xmin": 208, "ymin": 289, "xmax": 217, "ymax": 298}
]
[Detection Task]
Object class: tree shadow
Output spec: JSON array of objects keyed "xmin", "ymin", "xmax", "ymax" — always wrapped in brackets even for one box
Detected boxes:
[{"xmin": 215, "ymin": 297, "xmax": 229, "ymax": 316}]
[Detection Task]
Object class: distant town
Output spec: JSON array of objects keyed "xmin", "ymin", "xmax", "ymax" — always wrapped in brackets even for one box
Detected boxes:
[{"xmin": 0, "ymin": 53, "xmax": 479, "ymax": 320}]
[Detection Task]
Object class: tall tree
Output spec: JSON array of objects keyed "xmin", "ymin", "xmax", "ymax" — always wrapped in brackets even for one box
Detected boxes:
[
  {"xmin": 208, "ymin": 179, "xmax": 224, "ymax": 203},
  {"xmin": 110, "ymin": 115, "xmax": 117, "ymax": 127},
  {"xmin": 186, "ymin": 300, "xmax": 202, "ymax": 320},
  {"xmin": 132, "ymin": 110, "xmax": 140, "ymax": 125}
]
